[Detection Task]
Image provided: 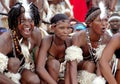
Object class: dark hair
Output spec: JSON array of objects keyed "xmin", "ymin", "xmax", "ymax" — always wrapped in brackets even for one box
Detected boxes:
[
  {"xmin": 85, "ymin": 7, "xmax": 100, "ymax": 20},
  {"xmin": 8, "ymin": 2, "xmax": 40, "ymax": 30},
  {"xmin": 50, "ymin": 13, "xmax": 68, "ymax": 24},
  {"xmin": 30, "ymin": 3, "xmax": 40, "ymax": 26}
]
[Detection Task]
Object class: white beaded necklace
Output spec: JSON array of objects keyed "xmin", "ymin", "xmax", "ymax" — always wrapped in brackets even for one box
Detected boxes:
[{"xmin": 86, "ymin": 29, "xmax": 102, "ymax": 63}]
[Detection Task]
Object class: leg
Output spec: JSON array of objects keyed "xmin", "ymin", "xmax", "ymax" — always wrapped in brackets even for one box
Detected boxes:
[
  {"xmin": 64, "ymin": 62, "xmax": 71, "ymax": 84},
  {"xmin": 78, "ymin": 60, "xmax": 96, "ymax": 73},
  {"xmin": 20, "ymin": 69, "xmax": 40, "ymax": 84},
  {"xmin": 46, "ymin": 58, "xmax": 60, "ymax": 82}
]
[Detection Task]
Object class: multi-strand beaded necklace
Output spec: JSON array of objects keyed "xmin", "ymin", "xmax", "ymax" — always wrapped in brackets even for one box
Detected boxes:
[{"xmin": 86, "ymin": 29, "xmax": 103, "ymax": 64}]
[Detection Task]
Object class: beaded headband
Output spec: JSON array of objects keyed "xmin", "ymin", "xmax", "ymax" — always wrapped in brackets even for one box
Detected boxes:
[
  {"xmin": 85, "ymin": 9, "xmax": 101, "ymax": 24},
  {"xmin": 85, "ymin": 1, "xmax": 107, "ymax": 24}
]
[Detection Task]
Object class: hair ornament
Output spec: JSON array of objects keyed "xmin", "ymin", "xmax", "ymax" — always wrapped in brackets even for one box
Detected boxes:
[
  {"xmin": 98, "ymin": 1, "xmax": 107, "ymax": 19},
  {"xmin": 21, "ymin": 0, "xmax": 32, "ymax": 19}
]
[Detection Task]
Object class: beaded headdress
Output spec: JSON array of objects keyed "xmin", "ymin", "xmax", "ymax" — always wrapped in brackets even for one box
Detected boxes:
[
  {"xmin": 21, "ymin": 0, "xmax": 32, "ymax": 19},
  {"xmin": 85, "ymin": 1, "xmax": 107, "ymax": 24}
]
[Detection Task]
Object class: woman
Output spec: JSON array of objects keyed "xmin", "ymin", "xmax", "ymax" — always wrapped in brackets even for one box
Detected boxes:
[
  {"xmin": 65, "ymin": 2, "xmax": 111, "ymax": 84},
  {"xmin": 36, "ymin": 13, "xmax": 72, "ymax": 84},
  {"xmin": 99, "ymin": 33, "xmax": 120, "ymax": 84},
  {"xmin": 0, "ymin": 1, "xmax": 41, "ymax": 84}
]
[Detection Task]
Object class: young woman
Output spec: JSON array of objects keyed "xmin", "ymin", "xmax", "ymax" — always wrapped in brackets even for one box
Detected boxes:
[
  {"xmin": 36, "ymin": 13, "xmax": 72, "ymax": 84},
  {"xmin": 65, "ymin": 4, "xmax": 111, "ymax": 84},
  {"xmin": 99, "ymin": 33, "xmax": 120, "ymax": 84},
  {"xmin": 0, "ymin": 1, "xmax": 41, "ymax": 84}
]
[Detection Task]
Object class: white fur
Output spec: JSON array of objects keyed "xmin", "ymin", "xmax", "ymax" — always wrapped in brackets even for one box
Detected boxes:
[
  {"xmin": 98, "ymin": 1, "xmax": 107, "ymax": 19},
  {"xmin": 95, "ymin": 45, "xmax": 106, "ymax": 61},
  {"xmin": 0, "ymin": 53, "xmax": 8, "ymax": 73},
  {"xmin": 78, "ymin": 70, "xmax": 96, "ymax": 84},
  {"xmin": 5, "ymin": 72, "xmax": 21, "ymax": 84},
  {"xmin": 92, "ymin": 76, "xmax": 106, "ymax": 84},
  {"xmin": 21, "ymin": 0, "xmax": 31, "ymax": 19},
  {"xmin": 65, "ymin": 46, "xmax": 83, "ymax": 63},
  {"xmin": 59, "ymin": 61, "xmax": 66, "ymax": 78},
  {"xmin": 19, "ymin": 39, "xmax": 35, "ymax": 71}
]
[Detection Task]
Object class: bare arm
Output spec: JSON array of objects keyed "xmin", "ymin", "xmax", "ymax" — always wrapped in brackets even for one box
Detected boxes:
[
  {"xmin": 35, "ymin": 0, "xmax": 44, "ymax": 12},
  {"xmin": 0, "ymin": 32, "xmax": 15, "ymax": 84},
  {"xmin": 0, "ymin": 0, "xmax": 10, "ymax": 12},
  {"xmin": 70, "ymin": 60, "xmax": 78, "ymax": 84},
  {"xmin": 65, "ymin": 31, "xmax": 85, "ymax": 84},
  {"xmin": 64, "ymin": 0, "xmax": 73, "ymax": 10},
  {"xmin": 36, "ymin": 37, "xmax": 57, "ymax": 84},
  {"xmin": 99, "ymin": 34, "xmax": 120, "ymax": 84},
  {"xmin": 110, "ymin": 0, "xmax": 117, "ymax": 12},
  {"xmin": 32, "ymin": 28, "xmax": 42, "ymax": 63}
]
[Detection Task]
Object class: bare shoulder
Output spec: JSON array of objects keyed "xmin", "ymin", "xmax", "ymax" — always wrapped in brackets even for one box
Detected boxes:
[
  {"xmin": 0, "ymin": 30, "xmax": 12, "ymax": 54},
  {"xmin": 72, "ymin": 30, "xmax": 86, "ymax": 46},
  {"xmin": 102, "ymin": 32, "xmax": 112, "ymax": 44},
  {"xmin": 65, "ymin": 37, "xmax": 72, "ymax": 47},
  {"xmin": 0, "ymin": 30, "xmax": 11, "ymax": 43},
  {"xmin": 42, "ymin": 35, "xmax": 52, "ymax": 44},
  {"xmin": 108, "ymin": 33, "xmax": 120, "ymax": 49},
  {"xmin": 73, "ymin": 30, "xmax": 86, "ymax": 39},
  {"xmin": 32, "ymin": 27, "xmax": 42, "ymax": 38},
  {"xmin": 31, "ymin": 27, "xmax": 42, "ymax": 46},
  {"xmin": 112, "ymin": 33, "xmax": 120, "ymax": 42},
  {"xmin": 40, "ymin": 35, "xmax": 53, "ymax": 47}
]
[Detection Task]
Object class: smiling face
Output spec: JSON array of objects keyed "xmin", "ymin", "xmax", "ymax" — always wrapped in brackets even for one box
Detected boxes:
[{"xmin": 17, "ymin": 12, "xmax": 34, "ymax": 38}]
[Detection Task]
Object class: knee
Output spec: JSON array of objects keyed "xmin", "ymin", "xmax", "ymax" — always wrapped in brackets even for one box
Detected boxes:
[
  {"xmin": 28, "ymin": 74, "xmax": 40, "ymax": 84},
  {"xmin": 83, "ymin": 61, "xmax": 96, "ymax": 73},
  {"xmin": 47, "ymin": 59, "xmax": 60, "ymax": 72},
  {"xmin": 21, "ymin": 69, "xmax": 40, "ymax": 84}
]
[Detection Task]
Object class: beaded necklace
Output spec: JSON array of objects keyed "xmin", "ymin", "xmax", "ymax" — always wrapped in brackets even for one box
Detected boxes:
[
  {"xmin": 11, "ymin": 29, "xmax": 22, "ymax": 58},
  {"xmin": 10, "ymin": 29, "xmax": 34, "ymax": 72},
  {"xmin": 86, "ymin": 29, "xmax": 102, "ymax": 63},
  {"xmin": 10, "ymin": 29, "xmax": 25, "ymax": 73}
]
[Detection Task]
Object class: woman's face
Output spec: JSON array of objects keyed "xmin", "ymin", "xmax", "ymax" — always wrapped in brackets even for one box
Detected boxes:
[
  {"xmin": 53, "ymin": 20, "xmax": 71, "ymax": 40},
  {"xmin": 90, "ymin": 15, "xmax": 108, "ymax": 35},
  {"xmin": 17, "ymin": 13, "xmax": 34, "ymax": 38}
]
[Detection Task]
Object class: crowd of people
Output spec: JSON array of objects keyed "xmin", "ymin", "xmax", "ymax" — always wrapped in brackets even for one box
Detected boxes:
[{"xmin": 0, "ymin": 0, "xmax": 120, "ymax": 84}]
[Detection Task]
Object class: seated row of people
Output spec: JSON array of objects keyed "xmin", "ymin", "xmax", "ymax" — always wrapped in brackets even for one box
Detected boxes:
[{"xmin": 0, "ymin": 1, "xmax": 120, "ymax": 84}]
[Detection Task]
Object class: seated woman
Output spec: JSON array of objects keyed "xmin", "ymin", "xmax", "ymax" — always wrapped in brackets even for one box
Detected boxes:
[
  {"xmin": 99, "ymin": 33, "xmax": 120, "ymax": 84},
  {"xmin": 65, "ymin": 2, "xmax": 111, "ymax": 84},
  {"xmin": 0, "ymin": 1, "xmax": 42, "ymax": 84},
  {"xmin": 36, "ymin": 13, "xmax": 72, "ymax": 84}
]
